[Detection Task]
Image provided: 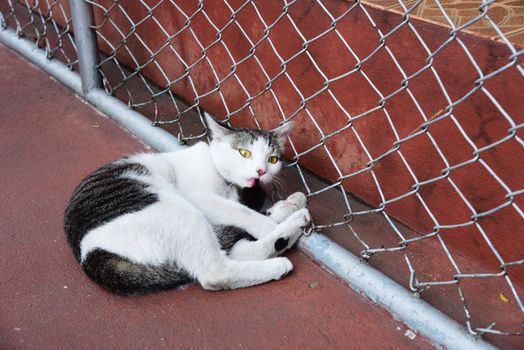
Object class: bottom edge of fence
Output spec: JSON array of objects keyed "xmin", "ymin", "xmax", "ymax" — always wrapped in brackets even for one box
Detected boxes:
[{"xmin": 299, "ymin": 233, "xmax": 496, "ymax": 350}]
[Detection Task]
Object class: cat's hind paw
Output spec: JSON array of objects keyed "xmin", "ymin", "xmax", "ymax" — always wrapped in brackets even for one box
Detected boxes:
[{"xmin": 271, "ymin": 257, "xmax": 294, "ymax": 280}]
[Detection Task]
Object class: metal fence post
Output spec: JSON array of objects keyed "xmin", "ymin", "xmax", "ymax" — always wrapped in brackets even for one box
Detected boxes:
[{"xmin": 70, "ymin": 0, "xmax": 101, "ymax": 93}]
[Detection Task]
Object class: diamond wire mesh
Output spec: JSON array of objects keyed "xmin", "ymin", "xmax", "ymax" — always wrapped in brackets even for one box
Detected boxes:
[
  {"xmin": 2, "ymin": 0, "xmax": 523, "ymax": 342},
  {"xmin": 0, "ymin": 0, "xmax": 78, "ymax": 68},
  {"xmin": 85, "ymin": 0, "xmax": 523, "ymax": 339}
]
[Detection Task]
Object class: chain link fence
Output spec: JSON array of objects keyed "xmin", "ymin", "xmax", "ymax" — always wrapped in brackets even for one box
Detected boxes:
[
  {"xmin": 1, "ymin": 0, "xmax": 523, "ymax": 347},
  {"xmin": 0, "ymin": 0, "xmax": 77, "ymax": 68}
]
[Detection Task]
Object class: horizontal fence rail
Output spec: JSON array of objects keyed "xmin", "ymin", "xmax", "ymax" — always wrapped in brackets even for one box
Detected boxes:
[{"xmin": 1, "ymin": 0, "xmax": 522, "ymax": 348}]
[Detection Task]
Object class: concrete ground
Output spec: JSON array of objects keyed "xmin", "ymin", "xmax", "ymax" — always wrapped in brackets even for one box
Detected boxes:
[{"xmin": 0, "ymin": 42, "xmax": 433, "ymax": 349}]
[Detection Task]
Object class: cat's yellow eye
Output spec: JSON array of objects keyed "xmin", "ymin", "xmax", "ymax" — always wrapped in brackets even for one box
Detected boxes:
[
  {"xmin": 268, "ymin": 156, "xmax": 279, "ymax": 164},
  {"xmin": 239, "ymin": 149, "xmax": 251, "ymax": 158}
]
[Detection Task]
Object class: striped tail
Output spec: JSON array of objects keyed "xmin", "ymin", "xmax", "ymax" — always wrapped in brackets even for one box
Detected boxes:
[{"xmin": 82, "ymin": 249, "xmax": 191, "ymax": 295}]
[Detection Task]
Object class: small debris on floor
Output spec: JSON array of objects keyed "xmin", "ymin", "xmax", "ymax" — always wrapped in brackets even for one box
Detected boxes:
[
  {"xmin": 404, "ymin": 329, "xmax": 416, "ymax": 340},
  {"xmin": 499, "ymin": 293, "xmax": 509, "ymax": 303},
  {"xmin": 308, "ymin": 281, "xmax": 319, "ymax": 289}
]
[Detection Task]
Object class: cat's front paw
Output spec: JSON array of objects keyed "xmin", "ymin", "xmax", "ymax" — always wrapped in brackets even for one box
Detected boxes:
[
  {"xmin": 286, "ymin": 208, "xmax": 311, "ymax": 230},
  {"xmin": 266, "ymin": 192, "xmax": 308, "ymax": 223},
  {"xmin": 270, "ymin": 208, "xmax": 311, "ymax": 255}
]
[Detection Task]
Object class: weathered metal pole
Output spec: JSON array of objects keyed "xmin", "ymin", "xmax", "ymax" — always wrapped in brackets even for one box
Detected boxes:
[{"xmin": 69, "ymin": 0, "xmax": 101, "ymax": 93}]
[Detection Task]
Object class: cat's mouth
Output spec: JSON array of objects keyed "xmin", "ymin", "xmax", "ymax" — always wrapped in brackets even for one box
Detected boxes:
[{"xmin": 247, "ymin": 178, "xmax": 260, "ymax": 188}]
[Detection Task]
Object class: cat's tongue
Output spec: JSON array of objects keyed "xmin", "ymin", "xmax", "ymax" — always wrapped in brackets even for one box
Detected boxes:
[{"xmin": 247, "ymin": 178, "xmax": 258, "ymax": 188}]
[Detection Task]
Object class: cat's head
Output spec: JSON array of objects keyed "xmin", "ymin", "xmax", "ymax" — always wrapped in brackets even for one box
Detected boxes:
[{"xmin": 205, "ymin": 113, "xmax": 294, "ymax": 189}]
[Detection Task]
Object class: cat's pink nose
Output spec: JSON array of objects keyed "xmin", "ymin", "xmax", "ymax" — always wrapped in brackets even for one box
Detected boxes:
[{"xmin": 257, "ymin": 169, "xmax": 266, "ymax": 177}]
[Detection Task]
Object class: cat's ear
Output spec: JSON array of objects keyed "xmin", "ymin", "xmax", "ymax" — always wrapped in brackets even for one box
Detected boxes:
[
  {"xmin": 204, "ymin": 113, "xmax": 231, "ymax": 140},
  {"xmin": 273, "ymin": 121, "xmax": 295, "ymax": 146}
]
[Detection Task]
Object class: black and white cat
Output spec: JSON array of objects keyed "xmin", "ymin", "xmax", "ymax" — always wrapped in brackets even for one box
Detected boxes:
[{"xmin": 64, "ymin": 114, "xmax": 311, "ymax": 295}]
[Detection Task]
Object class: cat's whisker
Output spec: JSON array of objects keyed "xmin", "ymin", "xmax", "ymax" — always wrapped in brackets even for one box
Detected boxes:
[
  {"xmin": 225, "ymin": 182, "xmax": 235, "ymax": 193},
  {"xmin": 268, "ymin": 176, "xmax": 287, "ymax": 201}
]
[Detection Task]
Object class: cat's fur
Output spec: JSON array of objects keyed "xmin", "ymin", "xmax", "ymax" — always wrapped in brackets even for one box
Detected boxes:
[{"xmin": 64, "ymin": 114, "xmax": 310, "ymax": 295}]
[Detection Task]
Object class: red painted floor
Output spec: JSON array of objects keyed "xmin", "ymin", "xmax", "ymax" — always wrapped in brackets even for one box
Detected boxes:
[{"xmin": 0, "ymin": 43, "xmax": 434, "ymax": 349}]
